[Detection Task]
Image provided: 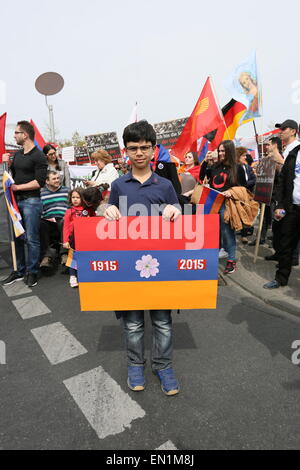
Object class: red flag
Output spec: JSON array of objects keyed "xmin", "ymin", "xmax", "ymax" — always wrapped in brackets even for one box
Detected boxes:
[
  {"xmin": 30, "ymin": 120, "xmax": 46, "ymax": 151},
  {"xmin": 172, "ymin": 77, "xmax": 224, "ymax": 160},
  {"xmin": 0, "ymin": 112, "xmax": 7, "ymax": 163}
]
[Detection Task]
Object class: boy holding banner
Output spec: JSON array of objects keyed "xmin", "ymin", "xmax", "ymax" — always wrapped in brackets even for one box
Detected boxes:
[{"xmin": 104, "ymin": 120, "xmax": 181, "ymax": 396}]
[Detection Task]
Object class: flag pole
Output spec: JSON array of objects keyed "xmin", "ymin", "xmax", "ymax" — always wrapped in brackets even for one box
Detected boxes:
[
  {"xmin": 3, "ymin": 162, "xmax": 17, "ymax": 271},
  {"xmin": 253, "ymin": 120, "xmax": 262, "ymax": 159},
  {"xmin": 210, "ymin": 77, "xmax": 231, "ymax": 141}
]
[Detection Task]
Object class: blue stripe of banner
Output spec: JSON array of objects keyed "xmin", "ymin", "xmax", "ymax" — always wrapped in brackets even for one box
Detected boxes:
[
  {"xmin": 34, "ymin": 139, "xmax": 42, "ymax": 150},
  {"xmin": 77, "ymin": 249, "xmax": 218, "ymax": 283},
  {"xmin": 204, "ymin": 190, "xmax": 218, "ymax": 214}
]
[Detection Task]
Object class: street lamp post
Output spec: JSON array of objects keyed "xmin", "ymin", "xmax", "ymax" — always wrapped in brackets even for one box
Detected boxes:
[
  {"xmin": 45, "ymin": 96, "xmax": 55, "ymax": 142},
  {"xmin": 35, "ymin": 72, "xmax": 64, "ymax": 143}
]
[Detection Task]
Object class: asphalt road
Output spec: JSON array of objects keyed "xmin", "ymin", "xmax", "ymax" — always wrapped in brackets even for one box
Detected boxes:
[{"xmin": 0, "ymin": 242, "xmax": 300, "ymax": 451}]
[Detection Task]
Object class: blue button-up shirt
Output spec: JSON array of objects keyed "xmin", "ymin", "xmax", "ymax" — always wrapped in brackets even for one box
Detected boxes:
[{"xmin": 109, "ymin": 171, "xmax": 179, "ymax": 216}]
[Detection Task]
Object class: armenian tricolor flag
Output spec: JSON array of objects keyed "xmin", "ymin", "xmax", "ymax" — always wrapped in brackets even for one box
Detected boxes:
[
  {"xmin": 192, "ymin": 185, "xmax": 225, "ymax": 214},
  {"xmin": 74, "ymin": 215, "xmax": 219, "ymax": 311},
  {"xmin": 65, "ymin": 248, "xmax": 77, "ymax": 270},
  {"xmin": 30, "ymin": 120, "xmax": 46, "ymax": 151},
  {"xmin": 2, "ymin": 171, "xmax": 25, "ymax": 237}
]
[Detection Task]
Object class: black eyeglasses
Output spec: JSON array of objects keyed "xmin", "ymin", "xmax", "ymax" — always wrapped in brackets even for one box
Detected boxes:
[{"xmin": 126, "ymin": 145, "xmax": 153, "ymax": 154}]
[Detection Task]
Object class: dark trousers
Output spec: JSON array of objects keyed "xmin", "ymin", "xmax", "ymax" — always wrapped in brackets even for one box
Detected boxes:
[
  {"xmin": 40, "ymin": 218, "xmax": 66, "ymax": 260},
  {"xmin": 261, "ymin": 204, "xmax": 273, "ymax": 241},
  {"xmin": 275, "ymin": 206, "xmax": 300, "ymax": 285},
  {"xmin": 272, "ymin": 219, "xmax": 299, "ymax": 263},
  {"xmin": 15, "ymin": 198, "xmax": 42, "ymax": 275}
]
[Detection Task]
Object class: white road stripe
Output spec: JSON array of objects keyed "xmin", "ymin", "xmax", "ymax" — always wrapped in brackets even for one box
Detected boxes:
[
  {"xmin": 63, "ymin": 366, "xmax": 146, "ymax": 440},
  {"xmin": 12, "ymin": 296, "xmax": 51, "ymax": 319},
  {"xmin": 31, "ymin": 322, "xmax": 87, "ymax": 365},
  {"xmin": 156, "ymin": 440, "xmax": 178, "ymax": 450},
  {"xmin": 2, "ymin": 282, "xmax": 32, "ymax": 297}
]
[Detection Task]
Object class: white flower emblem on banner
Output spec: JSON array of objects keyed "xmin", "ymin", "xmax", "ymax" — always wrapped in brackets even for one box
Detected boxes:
[{"xmin": 135, "ymin": 255, "xmax": 160, "ymax": 279}]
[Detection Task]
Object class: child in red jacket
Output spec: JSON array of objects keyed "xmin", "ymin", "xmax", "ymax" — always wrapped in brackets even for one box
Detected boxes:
[{"xmin": 63, "ymin": 189, "xmax": 97, "ymax": 288}]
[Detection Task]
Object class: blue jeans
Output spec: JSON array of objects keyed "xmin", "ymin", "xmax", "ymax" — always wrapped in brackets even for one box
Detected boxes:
[
  {"xmin": 121, "ymin": 310, "xmax": 173, "ymax": 371},
  {"xmin": 220, "ymin": 203, "xmax": 236, "ymax": 261},
  {"xmin": 15, "ymin": 198, "xmax": 43, "ymax": 275}
]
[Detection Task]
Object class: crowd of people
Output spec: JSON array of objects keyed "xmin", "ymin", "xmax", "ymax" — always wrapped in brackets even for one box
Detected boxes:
[
  {"xmin": 1, "ymin": 118, "xmax": 299, "ymax": 396},
  {"xmin": 2, "ymin": 118, "xmax": 300, "ymax": 289}
]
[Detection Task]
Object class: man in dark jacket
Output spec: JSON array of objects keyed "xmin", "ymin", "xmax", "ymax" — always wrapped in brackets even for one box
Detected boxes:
[{"xmin": 263, "ymin": 120, "xmax": 300, "ymax": 288}]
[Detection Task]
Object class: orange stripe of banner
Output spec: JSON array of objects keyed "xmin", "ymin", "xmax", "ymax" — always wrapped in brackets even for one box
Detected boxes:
[
  {"xmin": 211, "ymin": 195, "xmax": 224, "ymax": 214},
  {"xmin": 79, "ymin": 280, "xmax": 218, "ymax": 311}
]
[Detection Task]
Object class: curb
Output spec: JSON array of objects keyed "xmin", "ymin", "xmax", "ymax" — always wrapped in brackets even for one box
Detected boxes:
[{"xmin": 220, "ymin": 267, "xmax": 300, "ymax": 318}]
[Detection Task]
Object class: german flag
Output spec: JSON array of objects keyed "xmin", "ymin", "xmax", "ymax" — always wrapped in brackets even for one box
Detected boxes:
[{"xmin": 208, "ymin": 99, "xmax": 247, "ymax": 149}]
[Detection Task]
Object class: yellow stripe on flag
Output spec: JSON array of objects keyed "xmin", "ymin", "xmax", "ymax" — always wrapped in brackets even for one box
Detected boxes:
[
  {"xmin": 79, "ymin": 280, "xmax": 218, "ymax": 311},
  {"xmin": 222, "ymin": 109, "xmax": 247, "ymax": 141}
]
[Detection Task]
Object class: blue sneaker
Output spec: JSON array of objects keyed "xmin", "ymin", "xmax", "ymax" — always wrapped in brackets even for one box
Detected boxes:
[
  {"xmin": 127, "ymin": 365, "xmax": 145, "ymax": 392},
  {"xmin": 263, "ymin": 280, "xmax": 281, "ymax": 289},
  {"xmin": 155, "ymin": 368, "xmax": 179, "ymax": 396}
]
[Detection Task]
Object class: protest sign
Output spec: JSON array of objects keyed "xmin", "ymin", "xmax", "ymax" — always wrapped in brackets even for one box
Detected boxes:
[
  {"xmin": 254, "ymin": 157, "xmax": 276, "ymax": 205},
  {"xmin": 74, "ymin": 146, "xmax": 90, "ymax": 164},
  {"xmin": 154, "ymin": 118, "xmax": 188, "ymax": 149},
  {"xmin": 85, "ymin": 131, "xmax": 121, "ymax": 161},
  {"xmin": 61, "ymin": 146, "xmax": 75, "ymax": 163},
  {"xmin": 74, "ymin": 215, "xmax": 219, "ymax": 311},
  {"xmin": 68, "ymin": 165, "xmax": 95, "ymax": 190}
]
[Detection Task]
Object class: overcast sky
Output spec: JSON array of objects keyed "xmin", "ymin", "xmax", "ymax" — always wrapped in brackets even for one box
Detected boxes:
[{"xmin": 1, "ymin": 0, "xmax": 300, "ymax": 144}]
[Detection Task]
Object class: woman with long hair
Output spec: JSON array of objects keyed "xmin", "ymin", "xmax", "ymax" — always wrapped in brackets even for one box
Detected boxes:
[
  {"xmin": 200, "ymin": 140, "xmax": 238, "ymax": 274},
  {"xmin": 43, "ymin": 144, "xmax": 71, "ymax": 188},
  {"xmin": 178, "ymin": 151, "xmax": 200, "ymax": 181}
]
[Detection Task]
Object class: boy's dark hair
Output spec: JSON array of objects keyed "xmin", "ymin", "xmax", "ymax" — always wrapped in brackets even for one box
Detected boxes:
[
  {"xmin": 270, "ymin": 136, "xmax": 283, "ymax": 154},
  {"xmin": 123, "ymin": 120, "xmax": 156, "ymax": 147},
  {"xmin": 17, "ymin": 121, "xmax": 35, "ymax": 141},
  {"xmin": 81, "ymin": 186, "xmax": 103, "ymax": 210},
  {"xmin": 246, "ymin": 154, "xmax": 254, "ymax": 166},
  {"xmin": 68, "ymin": 188, "xmax": 83, "ymax": 205}
]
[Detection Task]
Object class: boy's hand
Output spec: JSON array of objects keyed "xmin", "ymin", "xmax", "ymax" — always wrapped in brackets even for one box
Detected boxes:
[
  {"xmin": 104, "ymin": 205, "xmax": 121, "ymax": 221},
  {"xmin": 162, "ymin": 205, "xmax": 181, "ymax": 221}
]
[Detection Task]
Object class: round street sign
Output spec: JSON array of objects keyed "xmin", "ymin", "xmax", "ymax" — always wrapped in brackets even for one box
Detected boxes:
[{"xmin": 35, "ymin": 72, "xmax": 64, "ymax": 96}]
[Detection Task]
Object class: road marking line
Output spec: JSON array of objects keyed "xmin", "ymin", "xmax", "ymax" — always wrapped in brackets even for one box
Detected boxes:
[
  {"xmin": 2, "ymin": 282, "xmax": 32, "ymax": 297},
  {"xmin": 63, "ymin": 366, "xmax": 146, "ymax": 440},
  {"xmin": 12, "ymin": 296, "xmax": 51, "ymax": 319},
  {"xmin": 31, "ymin": 322, "xmax": 87, "ymax": 365},
  {"xmin": 156, "ymin": 440, "xmax": 178, "ymax": 450}
]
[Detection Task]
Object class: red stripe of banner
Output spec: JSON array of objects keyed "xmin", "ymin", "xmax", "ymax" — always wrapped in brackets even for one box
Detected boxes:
[
  {"xmin": 74, "ymin": 215, "xmax": 219, "ymax": 251},
  {"xmin": 198, "ymin": 186, "xmax": 209, "ymax": 205}
]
